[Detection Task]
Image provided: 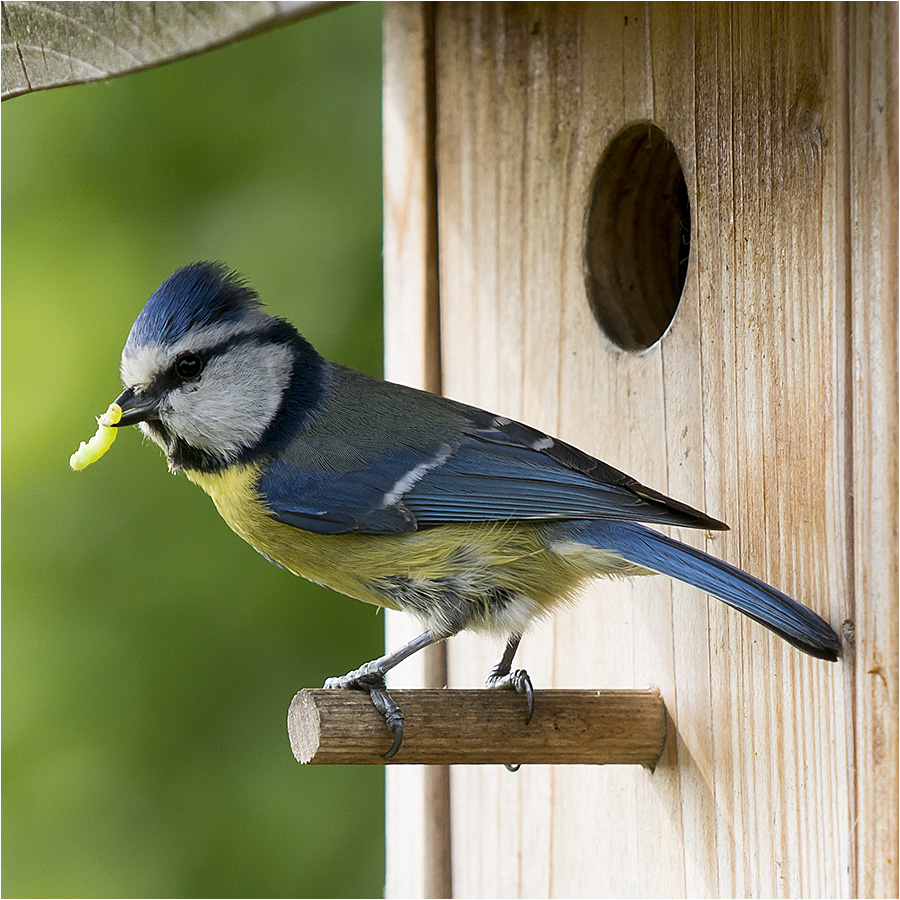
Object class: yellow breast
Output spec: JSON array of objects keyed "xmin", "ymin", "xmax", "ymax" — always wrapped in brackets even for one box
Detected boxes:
[
  {"xmin": 186, "ymin": 464, "xmax": 392, "ymax": 607},
  {"xmin": 183, "ymin": 463, "xmax": 590, "ymax": 635}
]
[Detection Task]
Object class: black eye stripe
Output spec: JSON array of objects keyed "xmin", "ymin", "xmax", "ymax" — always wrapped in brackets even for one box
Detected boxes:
[
  {"xmin": 177, "ymin": 321, "xmax": 296, "ymax": 366},
  {"xmin": 143, "ymin": 322, "xmax": 295, "ymax": 398}
]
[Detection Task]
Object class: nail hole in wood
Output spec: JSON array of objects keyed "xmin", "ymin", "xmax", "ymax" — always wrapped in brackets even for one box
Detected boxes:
[{"xmin": 584, "ymin": 122, "xmax": 690, "ymax": 351}]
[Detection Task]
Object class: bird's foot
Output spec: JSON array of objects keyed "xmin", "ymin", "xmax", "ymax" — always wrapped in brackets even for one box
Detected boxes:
[
  {"xmin": 485, "ymin": 667, "xmax": 535, "ymax": 725},
  {"xmin": 485, "ymin": 667, "xmax": 534, "ymax": 772},
  {"xmin": 324, "ymin": 663, "xmax": 405, "ymax": 759}
]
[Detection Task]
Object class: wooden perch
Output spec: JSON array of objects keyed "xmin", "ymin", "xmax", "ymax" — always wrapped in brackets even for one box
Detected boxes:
[{"xmin": 288, "ymin": 688, "xmax": 667, "ymax": 766}]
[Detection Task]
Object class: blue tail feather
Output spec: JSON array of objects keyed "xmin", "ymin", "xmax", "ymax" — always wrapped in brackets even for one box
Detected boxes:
[{"xmin": 560, "ymin": 521, "xmax": 841, "ymax": 661}]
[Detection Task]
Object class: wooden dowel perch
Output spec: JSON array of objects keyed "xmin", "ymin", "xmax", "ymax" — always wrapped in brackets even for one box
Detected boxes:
[{"xmin": 288, "ymin": 688, "xmax": 667, "ymax": 766}]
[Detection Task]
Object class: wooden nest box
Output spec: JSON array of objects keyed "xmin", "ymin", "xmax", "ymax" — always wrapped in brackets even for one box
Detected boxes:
[{"xmin": 382, "ymin": 4, "xmax": 897, "ymax": 898}]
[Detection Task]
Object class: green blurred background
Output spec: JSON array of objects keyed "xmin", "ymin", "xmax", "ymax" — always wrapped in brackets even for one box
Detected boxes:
[{"xmin": 3, "ymin": 4, "xmax": 386, "ymax": 897}]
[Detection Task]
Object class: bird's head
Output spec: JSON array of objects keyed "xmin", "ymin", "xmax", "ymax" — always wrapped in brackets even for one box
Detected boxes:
[{"xmin": 114, "ymin": 262, "xmax": 327, "ymax": 472}]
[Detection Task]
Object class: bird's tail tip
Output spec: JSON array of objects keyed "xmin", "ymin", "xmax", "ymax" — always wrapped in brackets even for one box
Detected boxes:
[{"xmin": 562, "ymin": 520, "xmax": 842, "ymax": 662}]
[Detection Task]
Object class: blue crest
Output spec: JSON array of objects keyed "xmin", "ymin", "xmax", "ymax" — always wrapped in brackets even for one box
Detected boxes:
[{"xmin": 125, "ymin": 262, "xmax": 261, "ymax": 349}]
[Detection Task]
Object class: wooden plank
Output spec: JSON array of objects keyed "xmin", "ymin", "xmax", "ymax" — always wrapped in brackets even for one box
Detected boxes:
[
  {"xmin": 436, "ymin": 8, "xmax": 569, "ymax": 894},
  {"xmin": 848, "ymin": 5, "xmax": 900, "ymax": 898},
  {"xmin": 428, "ymin": 2, "xmax": 894, "ymax": 896},
  {"xmin": 382, "ymin": 4, "xmax": 449, "ymax": 898},
  {"xmin": 689, "ymin": 7, "xmax": 856, "ymax": 894}
]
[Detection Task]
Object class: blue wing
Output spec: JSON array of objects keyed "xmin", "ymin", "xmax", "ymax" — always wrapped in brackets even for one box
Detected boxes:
[
  {"xmin": 256, "ymin": 366, "xmax": 727, "ymax": 535},
  {"xmin": 258, "ymin": 446, "xmax": 435, "ymax": 534}
]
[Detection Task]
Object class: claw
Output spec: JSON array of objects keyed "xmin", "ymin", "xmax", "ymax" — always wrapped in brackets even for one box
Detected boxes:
[
  {"xmin": 513, "ymin": 670, "xmax": 535, "ymax": 724},
  {"xmin": 383, "ymin": 720, "xmax": 404, "ymax": 760},
  {"xmin": 320, "ymin": 632, "xmax": 442, "ymax": 761},
  {"xmin": 323, "ymin": 666, "xmax": 406, "ymax": 758},
  {"xmin": 368, "ymin": 680, "xmax": 406, "ymax": 759},
  {"xmin": 492, "ymin": 670, "xmax": 531, "ymax": 771},
  {"xmin": 486, "ymin": 667, "xmax": 535, "ymax": 724}
]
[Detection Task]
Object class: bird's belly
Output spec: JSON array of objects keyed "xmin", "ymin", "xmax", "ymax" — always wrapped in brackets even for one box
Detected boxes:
[{"xmin": 187, "ymin": 465, "xmax": 596, "ymax": 636}]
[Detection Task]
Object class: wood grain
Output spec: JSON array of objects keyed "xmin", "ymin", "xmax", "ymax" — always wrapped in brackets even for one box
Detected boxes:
[
  {"xmin": 382, "ymin": 5, "xmax": 450, "ymax": 897},
  {"xmin": 847, "ymin": 5, "xmax": 899, "ymax": 897},
  {"xmin": 289, "ymin": 688, "xmax": 667, "ymax": 766},
  {"xmin": 417, "ymin": 2, "xmax": 898, "ymax": 897}
]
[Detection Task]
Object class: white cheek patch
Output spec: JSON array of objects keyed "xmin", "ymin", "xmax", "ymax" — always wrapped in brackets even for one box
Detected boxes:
[{"xmin": 164, "ymin": 341, "xmax": 294, "ymax": 459}]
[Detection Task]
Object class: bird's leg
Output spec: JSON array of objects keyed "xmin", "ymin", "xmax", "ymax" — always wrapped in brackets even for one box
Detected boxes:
[
  {"xmin": 484, "ymin": 633, "xmax": 534, "ymax": 724},
  {"xmin": 324, "ymin": 630, "xmax": 441, "ymax": 759}
]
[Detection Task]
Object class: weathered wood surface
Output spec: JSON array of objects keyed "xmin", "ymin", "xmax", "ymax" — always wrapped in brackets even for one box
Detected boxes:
[
  {"xmin": 0, "ymin": 1, "xmax": 340, "ymax": 100},
  {"xmin": 289, "ymin": 688, "xmax": 667, "ymax": 766},
  {"xmin": 382, "ymin": 5, "xmax": 449, "ymax": 897},
  {"xmin": 846, "ymin": 5, "xmax": 899, "ymax": 897},
  {"xmin": 385, "ymin": 2, "xmax": 897, "ymax": 897}
]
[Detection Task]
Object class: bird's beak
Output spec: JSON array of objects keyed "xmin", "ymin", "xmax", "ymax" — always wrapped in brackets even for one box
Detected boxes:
[{"xmin": 112, "ymin": 387, "xmax": 161, "ymax": 426}]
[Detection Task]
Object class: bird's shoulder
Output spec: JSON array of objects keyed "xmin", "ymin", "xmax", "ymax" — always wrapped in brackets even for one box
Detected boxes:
[{"xmin": 254, "ymin": 365, "xmax": 471, "ymax": 534}]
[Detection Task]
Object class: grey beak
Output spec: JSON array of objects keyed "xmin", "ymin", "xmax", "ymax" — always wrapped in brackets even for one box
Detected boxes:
[{"xmin": 113, "ymin": 387, "xmax": 161, "ymax": 426}]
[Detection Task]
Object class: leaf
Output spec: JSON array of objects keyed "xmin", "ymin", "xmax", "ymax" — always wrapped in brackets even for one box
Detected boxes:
[{"xmin": 1, "ymin": 1, "xmax": 343, "ymax": 100}]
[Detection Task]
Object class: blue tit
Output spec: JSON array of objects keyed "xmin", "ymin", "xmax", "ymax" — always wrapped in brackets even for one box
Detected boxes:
[{"xmin": 107, "ymin": 261, "xmax": 840, "ymax": 757}]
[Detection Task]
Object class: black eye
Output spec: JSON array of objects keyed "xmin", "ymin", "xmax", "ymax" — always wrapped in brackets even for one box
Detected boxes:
[{"xmin": 174, "ymin": 353, "xmax": 204, "ymax": 381}]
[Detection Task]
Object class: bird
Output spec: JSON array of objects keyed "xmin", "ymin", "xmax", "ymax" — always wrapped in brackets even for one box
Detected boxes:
[{"xmin": 104, "ymin": 261, "xmax": 841, "ymax": 758}]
